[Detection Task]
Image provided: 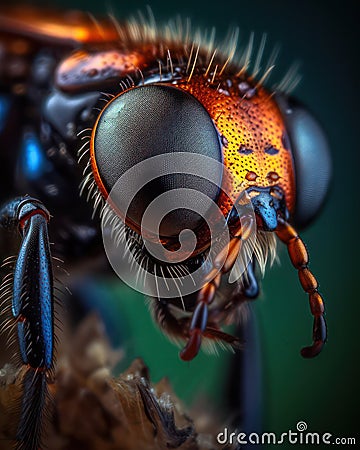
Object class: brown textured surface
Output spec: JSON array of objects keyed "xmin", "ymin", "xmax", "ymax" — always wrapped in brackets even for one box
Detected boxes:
[{"xmin": 0, "ymin": 315, "xmax": 229, "ymax": 450}]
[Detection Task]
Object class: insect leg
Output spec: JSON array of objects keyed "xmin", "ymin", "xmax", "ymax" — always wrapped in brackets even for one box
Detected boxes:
[
  {"xmin": 150, "ymin": 297, "xmax": 188, "ymax": 339},
  {"xmin": 276, "ymin": 217, "xmax": 326, "ymax": 357},
  {"xmin": 231, "ymin": 259, "xmax": 259, "ymax": 301},
  {"xmin": 226, "ymin": 305, "xmax": 263, "ymax": 442},
  {"xmin": 0, "ymin": 196, "xmax": 54, "ymax": 449},
  {"xmin": 180, "ymin": 216, "xmax": 254, "ymax": 361}
]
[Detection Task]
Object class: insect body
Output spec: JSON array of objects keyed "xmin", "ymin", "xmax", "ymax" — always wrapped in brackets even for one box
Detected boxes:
[{"xmin": 0, "ymin": 6, "xmax": 331, "ymax": 449}]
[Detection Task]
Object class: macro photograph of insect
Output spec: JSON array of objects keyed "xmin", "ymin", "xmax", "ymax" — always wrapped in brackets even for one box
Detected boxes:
[{"xmin": 0, "ymin": 0, "xmax": 358, "ymax": 449}]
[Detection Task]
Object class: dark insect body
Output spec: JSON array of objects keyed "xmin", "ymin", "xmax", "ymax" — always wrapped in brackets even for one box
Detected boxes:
[{"xmin": 0, "ymin": 6, "xmax": 331, "ymax": 449}]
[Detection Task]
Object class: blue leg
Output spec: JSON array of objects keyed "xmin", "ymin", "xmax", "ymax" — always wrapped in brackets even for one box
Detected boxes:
[
  {"xmin": 225, "ymin": 261, "xmax": 263, "ymax": 449},
  {"xmin": 0, "ymin": 196, "xmax": 54, "ymax": 450}
]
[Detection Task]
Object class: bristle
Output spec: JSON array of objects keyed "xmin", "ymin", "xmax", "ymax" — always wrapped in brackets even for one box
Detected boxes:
[
  {"xmin": 0, "ymin": 263, "xmax": 18, "ymax": 367},
  {"xmin": 206, "ymin": 26, "xmax": 216, "ymax": 60},
  {"xmin": 252, "ymin": 33, "xmax": 267, "ymax": 79},
  {"xmin": 108, "ymin": 12, "xmax": 126, "ymax": 41},
  {"xmin": 219, "ymin": 27, "xmax": 239, "ymax": 76},
  {"xmin": 255, "ymin": 64, "xmax": 275, "ymax": 89},
  {"xmin": 254, "ymin": 231, "xmax": 278, "ymax": 276},
  {"xmin": 87, "ymin": 12, "xmax": 107, "ymax": 41},
  {"xmin": 274, "ymin": 61, "xmax": 302, "ymax": 94},
  {"xmin": 166, "ymin": 49, "xmax": 174, "ymax": 77},
  {"xmin": 187, "ymin": 44, "xmax": 200, "ymax": 82},
  {"xmin": 76, "ymin": 127, "xmax": 92, "ymax": 137},
  {"xmin": 201, "ymin": 337, "xmax": 233, "ymax": 356},
  {"xmin": 237, "ymin": 32, "xmax": 254, "ymax": 77},
  {"xmin": 15, "ymin": 369, "xmax": 48, "ymax": 450}
]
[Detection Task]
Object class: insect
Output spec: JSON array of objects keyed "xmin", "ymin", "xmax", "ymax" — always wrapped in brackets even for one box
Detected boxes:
[{"xmin": 0, "ymin": 5, "xmax": 331, "ymax": 449}]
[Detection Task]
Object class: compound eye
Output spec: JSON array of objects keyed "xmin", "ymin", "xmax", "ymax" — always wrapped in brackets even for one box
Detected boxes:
[
  {"xmin": 276, "ymin": 95, "xmax": 332, "ymax": 228},
  {"xmin": 91, "ymin": 84, "xmax": 222, "ymax": 237}
]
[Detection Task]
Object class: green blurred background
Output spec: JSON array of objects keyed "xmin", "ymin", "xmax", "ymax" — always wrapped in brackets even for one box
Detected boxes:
[{"xmin": 3, "ymin": 0, "xmax": 359, "ymax": 446}]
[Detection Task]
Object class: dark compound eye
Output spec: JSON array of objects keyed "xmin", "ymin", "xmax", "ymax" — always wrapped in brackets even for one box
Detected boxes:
[
  {"xmin": 275, "ymin": 95, "xmax": 332, "ymax": 228},
  {"xmin": 91, "ymin": 84, "xmax": 222, "ymax": 237}
]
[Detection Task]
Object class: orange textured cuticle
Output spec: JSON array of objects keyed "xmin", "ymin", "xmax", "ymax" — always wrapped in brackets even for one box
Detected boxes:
[
  {"xmin": 275, "ymin": 221, "xmax": 298, "ymax": 242},
  {"xmin": 309, "ymin": 292, "xmax": 324, "ymax": 315},
  {"xmin": 176, "ymin": 75, "xmax": 296, "ymax": 216},
  {"xmin": 288, "ymin": 237, "xmax": 309, "ymax": 268},
  {"xmin": 298, "ymin": 268, "xmax": 318, "ymax": 292},
  {"xmin": 197, "ymin": 282, "xmax": 216, "ymax": 305}
]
